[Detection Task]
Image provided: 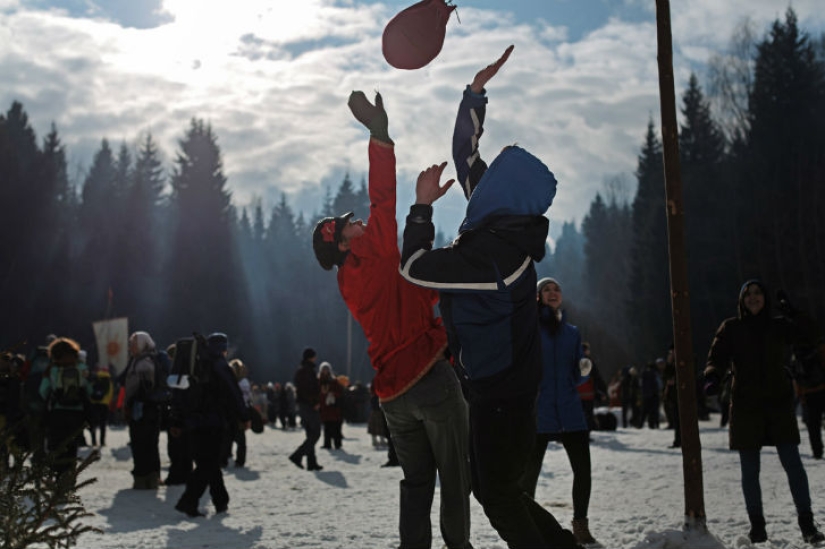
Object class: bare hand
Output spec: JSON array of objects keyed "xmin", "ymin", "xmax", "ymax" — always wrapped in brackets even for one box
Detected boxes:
[
  {"xmin": 471, "ymin": 45, "xmax": 514, "ymax": 93},
  {"xmin": 416, "ymin": 162, "xmax": 454, "ymax": 206}
]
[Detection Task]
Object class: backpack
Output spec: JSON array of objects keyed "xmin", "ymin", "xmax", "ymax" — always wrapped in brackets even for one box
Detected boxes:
[
  {"xmin": 52, "ymin": 364, "xmax": 84, "ymax": 408},
  {"xmin": 143, "ymin": 350, "xmax": 172, "ymax": 405},
  {"xmin": 168, "ymin": 335, "xmax": 213, "ymax": 418},
  {"xmin": 23, "ymin": 346, "xmax": 50, "ymax": 413},
  {"xmin": 90, "ymin": 372, "xmax": 111, "ymax": 402}
]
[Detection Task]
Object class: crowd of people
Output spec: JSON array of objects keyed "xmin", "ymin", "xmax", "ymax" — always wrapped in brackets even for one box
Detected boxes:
[{"xmin": 2, "ymin": 45, "xmax": 825, "ymax": 548}]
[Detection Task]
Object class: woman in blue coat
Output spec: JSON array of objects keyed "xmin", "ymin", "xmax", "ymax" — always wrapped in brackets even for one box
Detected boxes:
[{"xmin": 521, "ymin": 277, "xmax": 599, "ymax": 547}]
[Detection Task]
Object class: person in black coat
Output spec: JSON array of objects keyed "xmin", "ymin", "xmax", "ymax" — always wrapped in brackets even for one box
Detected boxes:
[
  {"xmin": 704, "ymin": 280, "xmax": 824, "ymax": 544},
  {"xmin": 289, "ymin": 348, "xmax": 323, "ymax": 471},
  {"xmin": 174, "ymin": 333, "xmax": 250, "ymax": 517}
]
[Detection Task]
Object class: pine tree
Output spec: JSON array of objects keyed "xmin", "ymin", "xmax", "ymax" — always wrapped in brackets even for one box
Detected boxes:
[
  {"xmin": 76, "ymin": 139, "xmax": 120, "ymax": 323},
  {"xmin": 167, "ymin": 119, "xmax": 239, "ymax": 334},
  {"xmin": 332, "ymin": 173, "xmax": 359, "ymax": 216},
  {"xmin": 741, "ymin": 8, "xmax": 825, "ymax": 312},
  {"xmin": 679, "ymin": 74, "xmax": 734, "ymax": 355},
  {"xmin": 628, "ymin": 120, "xmax": 672, "ymax": 360}
]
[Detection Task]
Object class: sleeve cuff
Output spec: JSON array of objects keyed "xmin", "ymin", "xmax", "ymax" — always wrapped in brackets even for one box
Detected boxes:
[
  {"xmin": 408, "ymin": 204, "xmax": 433, "ymax": 223},
  {"xmin": 464, "ymin": 85, "xmax": 488, "ymax": 101}
]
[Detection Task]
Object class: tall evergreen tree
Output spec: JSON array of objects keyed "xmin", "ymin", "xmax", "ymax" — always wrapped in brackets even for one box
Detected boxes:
[
  {"xmin": 167, "ymin": 119, "xmax": 239, "ymax": 336},
  {"xmin": 679, "ymin": 74, "xmax": 734, "ymax": 357},
  {"xmin": 36, "ymin": 124, "xmax": 74, "ymax": 330},
  {"xmin": 628, "ymin": 120, "xmax": 672, "ymax": 360},
  {"xmin": 741, "ymin": 8, "xmax": 825, "ymax": 313},
  {"xmin": 332, "ymin": 173, "xmax": 360, "ymax": 217},
  {"xmin": 77, "ymin": 139, "xmax": 120, "ymax": 321}
]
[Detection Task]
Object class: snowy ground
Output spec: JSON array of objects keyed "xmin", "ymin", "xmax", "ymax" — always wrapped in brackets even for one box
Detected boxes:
[{"xmin": 70, "ymin": 410, "xmax": 824, "ymax": 549}]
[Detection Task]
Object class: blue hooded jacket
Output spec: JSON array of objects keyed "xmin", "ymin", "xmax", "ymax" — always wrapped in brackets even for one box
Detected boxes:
[{"xmin": 400, "ymin": 86, "xmax": 557, "ymax": 400}]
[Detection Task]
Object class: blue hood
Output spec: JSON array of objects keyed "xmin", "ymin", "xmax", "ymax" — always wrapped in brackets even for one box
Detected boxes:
[{"xmin": 460, "ymin": 146, "xmax": 557, "ymax": 233}]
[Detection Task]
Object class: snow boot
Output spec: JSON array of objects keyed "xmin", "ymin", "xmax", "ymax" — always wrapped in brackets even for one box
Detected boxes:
[
  {"xmin": 748, "ymin": 513, "xmax": 767, "ymax": 543},
  {"xmin": 307, "ymin": 457, "xmax": 323, "ymax": 471},
  {"xmin": 572, "ymin": 518, "xmax": 601, "ymax": 547},
  {"xmin": 174, "ymin": 500, "xmax": 205, "ymax": 518},
  {"xmin": 799, "ymin": 511, "xmax": 825, "ymax": 544},
  {"xmin": 288, "ymin": 452, "xmax": 304, "ymax": 469}
]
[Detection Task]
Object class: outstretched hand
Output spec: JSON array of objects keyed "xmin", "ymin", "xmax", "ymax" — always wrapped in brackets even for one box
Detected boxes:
[
  {"xmin": 470, "ymin": 44, "xmax": 514, "ymax": 93},
  {"xmin": 416, "ymin": 162, "xmax": 454, "ymax": 206}
]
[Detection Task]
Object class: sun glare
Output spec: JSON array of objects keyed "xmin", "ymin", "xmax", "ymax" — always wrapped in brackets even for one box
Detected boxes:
[{"xmin": 106, "ymin": 0, "xmax": 328, "ymax": 88}]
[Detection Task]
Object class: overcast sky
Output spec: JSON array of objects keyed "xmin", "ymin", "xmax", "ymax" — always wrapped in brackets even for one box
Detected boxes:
[{"xmin": 2, "ymin": 0, "xmax": 823, "ymax": 240}]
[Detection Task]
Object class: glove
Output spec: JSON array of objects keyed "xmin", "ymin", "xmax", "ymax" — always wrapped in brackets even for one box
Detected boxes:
[
  {"xmin": 579, "ymin": 358, "xmax": 592, "ymax": 377},
  {"xmin": 776, "ymin": 290, "xmax": 795, "ymax": 317},
  {"xmin": 703, "ymin": 372, "xmax": 720, "ymax": 396},
  {"xmin": 348, "ymin": 91, "xmax": 393, "ymax": 145}
]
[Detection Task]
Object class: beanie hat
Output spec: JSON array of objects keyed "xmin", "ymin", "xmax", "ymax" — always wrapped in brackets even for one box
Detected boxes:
[
  {"xmin": 312, "ymin": 212, "xmax": 354, "ymax": 270},
  {"xmin": 537, "ymin": 277, "xmax": 561, "ymax": 294},
  {"xmin": 207, "ymin": 332, "xmax": 229, "ymax": 355},
  {"xmin": 302, "ymin": 347, "xmax": 317, "ymax": 361}
]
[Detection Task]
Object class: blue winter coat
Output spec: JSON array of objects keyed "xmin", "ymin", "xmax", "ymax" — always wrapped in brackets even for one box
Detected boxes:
[
  {"xmin": 400, "ymin": 86, "xmax": 557, "ymax": 401},
  {"xmin": 535, "ymin": 307, "xmax": 588, "ymax": 434}
]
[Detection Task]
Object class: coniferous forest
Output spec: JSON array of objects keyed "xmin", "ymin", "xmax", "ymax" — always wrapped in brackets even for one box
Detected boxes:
[{"xmin": 1, "ymin": 10, "xmax": 823, "ymax": 384}]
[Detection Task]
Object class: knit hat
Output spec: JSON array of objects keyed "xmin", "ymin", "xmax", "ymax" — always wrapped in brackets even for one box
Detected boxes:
[
  {"xmin": 302, "ymin": 347, "xmax": 317, "ymax": 361},
  {"xmin": 312, "ymin": 212, "xmax": 354, "ymax": 270},
  {"xmin": 207, "ymin": 332, "xmax": 229, "ymax": 355},
  {"xmin": 537, "ymin": 277, "xmax": 561, "ymax": 294}
]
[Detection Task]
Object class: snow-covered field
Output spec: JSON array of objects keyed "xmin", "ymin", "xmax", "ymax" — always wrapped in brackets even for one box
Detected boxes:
[{"xmin": 72, "ymin": 411, "xmax": 824, "ymax": 549}]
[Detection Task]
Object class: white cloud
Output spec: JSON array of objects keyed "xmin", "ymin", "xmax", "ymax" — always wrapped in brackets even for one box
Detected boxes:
[{"xmin": 1, "ymin": 1, "xmax": 823, "ymax": 238}]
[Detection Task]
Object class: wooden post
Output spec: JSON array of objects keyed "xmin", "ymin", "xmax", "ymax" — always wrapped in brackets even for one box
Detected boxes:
[{"xmin": 654, "ymin": 0, "xmax": 707, "ymax": 529}]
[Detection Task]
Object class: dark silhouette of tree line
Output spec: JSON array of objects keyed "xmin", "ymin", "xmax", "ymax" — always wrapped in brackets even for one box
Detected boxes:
[
  {"xmin": 540, "ymin": 9, "xmax": 825, "ymax": 378},
  {"xmin": 1, "ymin": 8, "xmax": 822, "ymax": 384}
]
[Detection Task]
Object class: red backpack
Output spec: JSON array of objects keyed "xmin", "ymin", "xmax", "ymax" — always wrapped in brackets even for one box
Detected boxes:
[{"xmin": 382, "ymin": 0, "xmax": 457, "ymax": 70}]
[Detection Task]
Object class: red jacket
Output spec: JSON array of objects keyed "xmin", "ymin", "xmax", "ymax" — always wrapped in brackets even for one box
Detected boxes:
[{"xmin": 338, "ymin": 141, "xmax": 447, "ymax": 402}]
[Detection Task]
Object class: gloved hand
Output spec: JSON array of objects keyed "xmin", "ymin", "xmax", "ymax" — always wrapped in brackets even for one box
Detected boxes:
[
  {"xmin": 579, "ymin": 358, "xmax": 592, "ymax": 377},
  {"xmin": 776, "ymin": 290, "xmax": 796, "ymax": 318},
  {"xmin": 348, "ymin": 91, "xmax": 393, "ymax": 145},
  {"xmin": 703, "ymin": 372, "xmax": 721, "ymax": 396}
]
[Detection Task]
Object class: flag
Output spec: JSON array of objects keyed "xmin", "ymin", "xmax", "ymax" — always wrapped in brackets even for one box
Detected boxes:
[{"xmin": 92, "ymin": 317, "xmax": 129, "ymax": 375}]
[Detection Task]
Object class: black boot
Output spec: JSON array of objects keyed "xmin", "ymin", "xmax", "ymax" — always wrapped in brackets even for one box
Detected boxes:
[
  {"xmin": 288, "ymin": 452, "xmax": 304, "ymax": 469},
  {"xmin": 799, "ymin": 511, "xmax": 825, "ymax": 544},
  {"xmin": 748, "ymin": 513, "xmax": 767, "ymax": 543},
  {"xmin": 175, "ymin": 500, "xmax": 205, "ymax": 518},
  {"xmin": 307, "ymin": 457, "xmax": 323, "ymax": 471}
]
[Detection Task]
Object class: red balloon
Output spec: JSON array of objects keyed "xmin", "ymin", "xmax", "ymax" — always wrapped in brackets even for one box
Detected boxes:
[{"xmin": 382, "ymin": 0, "xmax": 457, "ymax": 70}]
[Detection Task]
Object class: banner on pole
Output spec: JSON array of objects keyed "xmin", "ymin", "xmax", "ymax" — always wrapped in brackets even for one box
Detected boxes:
[{"xmin": 92, "ymin": 317, "xmax": 129, "ymax": 375}]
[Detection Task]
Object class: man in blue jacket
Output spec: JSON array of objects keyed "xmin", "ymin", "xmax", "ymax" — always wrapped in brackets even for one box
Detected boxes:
[{"xmin": 400, "ymin": 45, "xmax": 580, "ymax": 549}]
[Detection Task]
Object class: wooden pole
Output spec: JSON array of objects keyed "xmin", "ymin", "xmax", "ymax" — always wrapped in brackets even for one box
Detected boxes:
[{"xmin": 654, "ymin": 0, "xmax": 707, "ymax": 529}]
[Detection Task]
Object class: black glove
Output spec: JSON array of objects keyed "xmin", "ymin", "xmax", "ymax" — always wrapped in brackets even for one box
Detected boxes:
[
  {"xmin": 703, "ymin": 372, "xmax": 721, "ymax": 396},
  {"xmin": 776, "ymin": 290, "xmax": 796, "ymax": 317}
]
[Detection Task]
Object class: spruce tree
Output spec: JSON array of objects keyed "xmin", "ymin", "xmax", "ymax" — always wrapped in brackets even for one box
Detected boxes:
[
  {"xmin": 743, "ymin": 8, "xmax": 825, "ymax": 311},
  {"xmin": 628, "ymin": 120, "xmax": 672, "ymax": 360},
  {"xmin": 167, "ymin": 119, "xmax": 239, "ymax": 336},
  {"xmin": 679, "ymin": 74, "xmax": 733, "ymax": 355}
]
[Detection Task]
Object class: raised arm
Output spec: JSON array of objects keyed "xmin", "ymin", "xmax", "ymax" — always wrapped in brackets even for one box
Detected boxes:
[{"xmin": 452, "ymin": 45, "xmax": 514, "ymax": 200}]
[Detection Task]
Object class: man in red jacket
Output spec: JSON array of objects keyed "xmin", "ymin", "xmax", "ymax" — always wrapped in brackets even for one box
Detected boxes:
[{"xmin": 312, "ymin": 91, "xmax": 472, "ymax": 549}]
